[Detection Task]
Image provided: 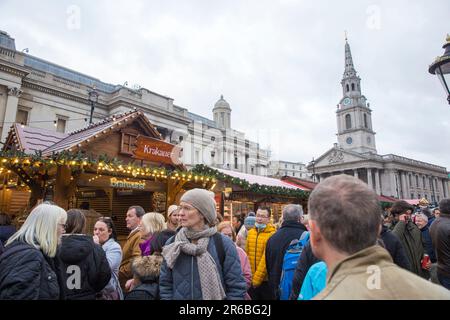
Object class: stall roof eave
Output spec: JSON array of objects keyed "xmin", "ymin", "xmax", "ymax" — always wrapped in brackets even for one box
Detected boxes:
[{"xmin": 216, "ymin": 168, "xmax": 309, "ymax": 191}]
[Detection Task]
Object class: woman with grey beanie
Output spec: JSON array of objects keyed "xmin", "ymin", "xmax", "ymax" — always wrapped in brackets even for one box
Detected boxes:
[{"xmin": 159, "ymin": 188, "xmax": 247, "ymax": 300}]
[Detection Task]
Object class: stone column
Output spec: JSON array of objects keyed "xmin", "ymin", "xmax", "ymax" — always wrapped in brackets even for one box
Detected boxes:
[
  {"xmin": 1, "ymin": 87, "xmax": 22, "ymax": 141},
  {"xmin": 353, "ymin": 169, "xmax": 359, "ymax": 179},
  {"xmin": 401, "ymin": 172, "xmax": 408, "ymax": 199},
  {"xmin": 375, "ymin": 169, "xmax": 381, "ymax": 195},
  {"xmin": 367, "ymin": 168, "xmax": 373, "ymax": 190},
  {"xmin": 389, "ymin": 170, "xmax": 398, "ymax": 198}
]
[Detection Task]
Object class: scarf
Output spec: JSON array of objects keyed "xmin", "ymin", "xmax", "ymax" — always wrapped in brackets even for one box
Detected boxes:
[{"xmin": 162, "ymin": 226, "xmax": 226, "ymax": 300}]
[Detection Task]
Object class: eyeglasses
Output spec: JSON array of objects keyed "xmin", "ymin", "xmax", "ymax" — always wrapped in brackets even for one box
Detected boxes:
[{"xmin": 255, "ymin": 214, "xmax": 269, "ymax": 219}]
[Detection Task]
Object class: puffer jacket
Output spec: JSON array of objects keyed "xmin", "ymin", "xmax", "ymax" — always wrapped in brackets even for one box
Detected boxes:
[
  {"xmin": 159, "ymin": 232, "xmax": 246, "ymax": 300},
  {"xmin": 125, "ymin": 278, "xmax": 159, "ymax": 300},
  {"xmin": 245, "ymin": 224, "xmax": 276, "ymax": 286},
  {"xmin": 0, "ymin": 241, "xmax": 63, "ymax": 299},
  {"xmin": 59, "ymin": 234, "xmax": 111, "ymax": 299}
]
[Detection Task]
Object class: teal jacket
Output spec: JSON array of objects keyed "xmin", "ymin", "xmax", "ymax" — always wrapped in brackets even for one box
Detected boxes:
[{"xmin": 298, "ymin": 261, "xmax": 327, "ymax": 300}]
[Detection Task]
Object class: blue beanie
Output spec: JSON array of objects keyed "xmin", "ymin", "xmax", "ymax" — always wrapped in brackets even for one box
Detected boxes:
[{"xmin": 244, "ymin": 215, "xmax": 256, "ymax": 227}]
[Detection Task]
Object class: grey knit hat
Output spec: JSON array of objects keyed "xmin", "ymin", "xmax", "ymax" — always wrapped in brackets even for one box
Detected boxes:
[{"xmin": 180, "ymin": 188, "xmax": 217, "ymax": 225}]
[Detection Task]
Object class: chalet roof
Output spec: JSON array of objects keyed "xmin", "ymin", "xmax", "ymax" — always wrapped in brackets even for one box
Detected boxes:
[
  {"xmin": 216, "ymin": 168, "xmax": 308, "ymax": 190},
  {"xmin": 281, "ymin": 176, "xmax": 318, "ymax": 191},
  {"xmin": 3, "ymin": 123, "xmax": 68, "ymax": 154},
  {"xmin": 42, "ymin": 109, "xmax": 161, "ymax": 156}
]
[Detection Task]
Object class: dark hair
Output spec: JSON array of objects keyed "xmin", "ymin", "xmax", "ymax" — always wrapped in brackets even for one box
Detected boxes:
[
  {"xmin": 97, "ymin": 217, "xmax": 118, "ymax": 241},
  {"xmin": 151, "ymin": 229, "xmax": 176, "ymax": 254},
  {"xmin": 128, "ymin": 205, "xmax": 145, "ymax": 218},
  {"xmin": 439, "ymin": 198, "xmax": 450, "ymax": 215},
  {"xmin": 0, "ymin": 214, "xmax": 12, "ymax": 226},
  {"xmin": 257, "ymin": 206, "xmax": 271, "ymax": 217},
  {"xmin": 308, "ymin": 174, "xmax": 382, "ymax": 255},
  {"xmin": 66, "ymin": 209, "xmax": 86, "ymax": 234},
  {"xmin": 79, "ymin": 201, "xmax": 90, "ymax": 210},
  {"xmin": 391, "ymin": 201, "xmax": 414, "ymax": 216}
]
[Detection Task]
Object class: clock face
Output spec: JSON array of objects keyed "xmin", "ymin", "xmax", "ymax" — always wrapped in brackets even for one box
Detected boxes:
[
  {"xmin": 346, "ymin": 137, "xmax": 353, "ymax": 145},
  {"xmin": 343, "ymin": 98, "xmax": 351, "ymax": 106}
]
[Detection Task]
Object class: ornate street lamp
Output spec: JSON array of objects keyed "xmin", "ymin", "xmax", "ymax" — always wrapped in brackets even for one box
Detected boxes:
[
  {"xmin": 311, "ymin": 157, "xmax": 316, "ymax": 182},
  {"xmin": 87, "ymin": 86, "xmax": 99, "ymax": 124},
  {"xmin": 429, "ymin": 34, "xmax": 450, "ymax": 105}
]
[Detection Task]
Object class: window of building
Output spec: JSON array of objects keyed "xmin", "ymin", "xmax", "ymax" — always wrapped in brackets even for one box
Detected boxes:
[
  {"xmin": 292, "ymin": 173, "xmax": 295, "ymax": 177},
  {"xmin": 345, "ymin": 114, "xmax": 352, "ymax": 129},
  {"xmin": 234, "ymin": 137, "xmax": 237, "ymax": 144},
  {"xmin": 346, "ymin": 84, "xmax": 349, "ymax": 92},
  {"xmin": 418, "ymin": 194, "xmax": 421, "ymax": 199},
  {"xmin": 285, "ymin": 164, "xmax": 287, "ymax": 168},
  {"xmin": 16, "ymin": 109, "xmax": 29, "ymax": 125},
  {"xmin": 56, "ymin": 118, "xmax": 66, "ymax": 133},
  {"xmin": 411, "ymin": 193, "xmax": 414, "ymax": 199},
  {"xmin": 423, "ymin": 177, "xmax": 426, "ymax": 189},
  {"xmin": 416, "ymin": 175, "xmax": 419, "ymax": 188},
  {"xmin": 409, "ymin": 175, "xmax": 412, "ymax": 187},
  {"xmin": 364, "ymin": 114, "xmax": 368, "ymax": 128},
  {"xmin": 211, "ymin": 136, "xmax": 215, "ymax": 141},
  {"xmin": 351, "ymin": 83, "xmax": 355, "ymax": 91},
  {"xmin": 234, "ymin": 157, "xmax": 238, "ymax": 169},
  {"xmin": 120, "ymin": 132, "xmax": 137, "ymax": 155},
  {"xmin": 251, "ymin": 167, "xmax": 254, "ymax": 174}
]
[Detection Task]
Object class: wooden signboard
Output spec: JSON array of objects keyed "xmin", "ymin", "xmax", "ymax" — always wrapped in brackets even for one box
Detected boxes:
[{"xmin": 133, "ymin": 135, "xmax": 182, "ymax": 166}]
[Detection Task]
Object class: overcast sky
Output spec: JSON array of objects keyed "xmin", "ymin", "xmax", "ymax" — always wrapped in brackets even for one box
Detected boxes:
[{"xmin": 1, "ymin": 0, "xmax": 449, "ymax": 170}]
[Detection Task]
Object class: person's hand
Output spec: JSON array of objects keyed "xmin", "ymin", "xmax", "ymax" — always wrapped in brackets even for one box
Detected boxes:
[
  {"xmin": 125, "ymin": 279, "xmax": 135, "ymax": 292},
  {"xmin": 93, "ymin": 235, "xmax": 100, "ymax": 245},
  {"xmin": 423, "ymin": 260, "xmax": 432, "ymax": 271}
]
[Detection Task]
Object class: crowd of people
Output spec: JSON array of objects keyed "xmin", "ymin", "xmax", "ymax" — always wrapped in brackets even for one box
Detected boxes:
[{"xmin": 0, "ymin": 175, "xmax": 449, "ymax": 300}]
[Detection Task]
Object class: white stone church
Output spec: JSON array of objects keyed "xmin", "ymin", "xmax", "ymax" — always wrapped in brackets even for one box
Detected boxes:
[{"xmin": 308, "ymin": 39, "xmax": 449, "ymax": 203}]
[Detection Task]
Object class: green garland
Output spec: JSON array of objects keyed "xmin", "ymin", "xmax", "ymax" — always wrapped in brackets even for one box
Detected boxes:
[{"xmin": 192, "ymin": 164, "xmax": 309, "ymax": 200}]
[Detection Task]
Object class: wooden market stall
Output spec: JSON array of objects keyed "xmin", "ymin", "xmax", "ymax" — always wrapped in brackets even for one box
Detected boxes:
[
  {"xmin": 191, "ymin": 165, "xmax": 310, "ymax": 223},
  {"xmin": 0, "ymin": 109, "xmax": 214, "ymax": 235}
]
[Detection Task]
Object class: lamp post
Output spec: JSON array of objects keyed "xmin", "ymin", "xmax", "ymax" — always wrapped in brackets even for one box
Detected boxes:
[
  {"xmin": 87, "ymin": 86, "xmax": 99, "ymax": 124},
  {"xmin": 429, "ymin": 34, "xmax": 450, "ymax": 105}
]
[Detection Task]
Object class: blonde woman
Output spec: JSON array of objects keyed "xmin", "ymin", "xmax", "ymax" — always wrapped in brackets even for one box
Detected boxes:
[
  {"xmin": 139, "ymin": 212, "xmax": 167, "ymax": 256},
  {"xmin": 125, "ymin": 212, "xmax": 166, "ymax": 292},
  {"xmin": 0, "ymin": 203, "xmax": 67, "ymax": 299}
]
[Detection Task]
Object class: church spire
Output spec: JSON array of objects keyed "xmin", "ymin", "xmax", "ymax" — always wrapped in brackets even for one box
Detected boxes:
[{"xmin": 344, "ymin": 36, "xmax": 357, "ymax": 79}]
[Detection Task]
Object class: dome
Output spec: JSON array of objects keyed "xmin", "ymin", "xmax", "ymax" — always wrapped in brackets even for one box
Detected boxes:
[{"xmin": 213, "ymin": 95, "xmax": 231, "ymax": 110}]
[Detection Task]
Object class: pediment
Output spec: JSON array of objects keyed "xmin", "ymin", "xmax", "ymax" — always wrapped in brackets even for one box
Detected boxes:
[{"xmin": 313, "ymin": 147, "xmax": 369, "ymax": 168}]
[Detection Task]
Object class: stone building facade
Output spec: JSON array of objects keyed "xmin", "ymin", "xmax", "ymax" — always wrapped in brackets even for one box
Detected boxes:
[{"xmin": 0, "ymin": 30, "xmax": 268, "ymax": 175}]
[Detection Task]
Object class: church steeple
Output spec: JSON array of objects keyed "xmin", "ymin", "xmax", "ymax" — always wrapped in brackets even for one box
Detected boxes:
[
  {"xmin": 336, "ymin": 36, "xmax": 377, "ymax": 154},
  {"xmin": 344, "ymin": 39, "xmax": 357, "ymax": 78}
]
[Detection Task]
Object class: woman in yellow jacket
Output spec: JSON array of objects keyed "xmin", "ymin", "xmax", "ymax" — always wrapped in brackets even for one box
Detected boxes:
[{"xmin": 245, "ymin": 207, "xmax": 276, "ymax": 300}]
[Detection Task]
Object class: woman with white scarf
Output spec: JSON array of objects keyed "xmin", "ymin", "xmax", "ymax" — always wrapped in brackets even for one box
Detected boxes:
[{"xmin": 159, "ymin": 189, "xmax": 247, "ymax": 300}]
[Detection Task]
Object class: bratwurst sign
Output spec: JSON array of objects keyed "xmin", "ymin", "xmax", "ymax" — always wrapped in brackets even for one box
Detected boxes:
[{"xmin": 134, "ymin": 135, "xmax": 182, "ymax": 165}]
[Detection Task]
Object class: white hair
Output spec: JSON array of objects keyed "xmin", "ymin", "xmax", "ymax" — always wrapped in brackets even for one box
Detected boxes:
[
  {"xmin": 141, "ymin": 212, "xmax": 166, "ymax": 235},
  {"xmin": 416, "ymin": 213, "xmax": 428, "ymax": 224},
  {"xmin": 6, "ymin": 203, "xmax": 67, "ymax": 257}
]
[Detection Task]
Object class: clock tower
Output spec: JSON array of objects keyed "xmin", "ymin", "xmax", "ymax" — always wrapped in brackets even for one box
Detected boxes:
[{"xmin": 336, "ymin": 37, "xmax": 377, "ymax": 154}]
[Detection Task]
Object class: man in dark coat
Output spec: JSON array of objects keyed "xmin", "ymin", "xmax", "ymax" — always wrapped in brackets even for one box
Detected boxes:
[
  {"xmin": 380, "ymin": 225, "xmax": 411, "ymax": 270},
  {"xmin": 391, "ymin": 201, "xmax": 425, "ymax": 277},
  {"xmin": 265, "ymin": 204, "xmax": 308, "ymax": 300},
  {"xmin": 430, "ymin": 198, "xmax": 450, "ymax": 289}
]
